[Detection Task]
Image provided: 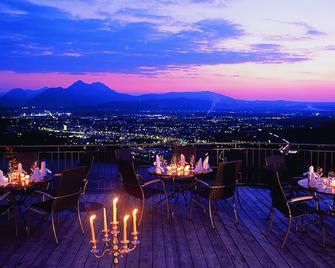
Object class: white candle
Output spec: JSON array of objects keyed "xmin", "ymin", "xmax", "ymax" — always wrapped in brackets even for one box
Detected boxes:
[
  {"xmin": 103, "ymin": 207, "xmax": 108, "ymax": 233},
  {"xmin": 112, "ymin": 197, "xmax": 119, "ymax": 223},
  {"xmin": 89, "ymin": 215, "xmax": 97, "ymax": 245},
  {"xmin": 132, "ymin": 209, "xmax": 138, "ymax": 234},
  {"xmin": 123, "ymin": 215, "xmax": 130, "ymax": 242}
]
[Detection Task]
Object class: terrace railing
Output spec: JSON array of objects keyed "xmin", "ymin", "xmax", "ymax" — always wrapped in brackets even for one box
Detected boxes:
[{"xmin": 1, "ymin": 142, "xmax": 335, "ymax": 190}]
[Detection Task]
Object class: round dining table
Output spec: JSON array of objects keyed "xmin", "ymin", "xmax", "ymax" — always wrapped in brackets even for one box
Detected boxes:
[
  {"xmin": 0, "ymin": 176, "xmax": 52, "ymax": 236},
  {"xmin": 148, "ymin": 166, "xmax": 213, "ymax": 216},
  {"xmin": 298, "ymin": 178, "xmax": 335, "ymax": 206}
]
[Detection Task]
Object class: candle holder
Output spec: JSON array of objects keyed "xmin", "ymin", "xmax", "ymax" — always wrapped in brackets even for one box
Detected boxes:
[{"xmin": 90, "ymin": 221, "xmax": 140, "ymax": 267}]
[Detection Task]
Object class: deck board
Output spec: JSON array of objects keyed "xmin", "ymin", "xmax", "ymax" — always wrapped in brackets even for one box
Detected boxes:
[{"xmin": 1, "ymin": 183, "xmax": 335, "ymax": 268}]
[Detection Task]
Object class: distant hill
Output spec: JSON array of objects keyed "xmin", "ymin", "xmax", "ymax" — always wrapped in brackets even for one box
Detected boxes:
[
  {"xmin": 0, "ymin": 88, "xmax": 45, "ymax": 107},
  {"xmin": 0, "ymin": 80, "xmax": 335, "ymax": 112}
]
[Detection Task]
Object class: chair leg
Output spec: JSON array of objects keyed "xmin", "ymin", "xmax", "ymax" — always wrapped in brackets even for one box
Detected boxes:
[
  {"xmin": 266, "ymin": 209, "xmax": 275, "ymax": 237},
  {"xmin": 321, "ymin": 216, "xmax": 325, "ymax": 247},
  {"xmin": 266, "ymin": 203, "xmax": 273, "ymax": 220},
  {"xmin": 281, "ymin": 217, "xmax": 292, "ymax": 248},
  {"xmin": 233, "ymin": 195, "xmax": 239, "ymax": 224},
  {"xmin": 51, "ymin": 210, "xmax": 59, "ymax": 244},
  {"xmin": 162, "ymin": 183, "xmax": 170, "ymax": 220},
  {"xmin": 236, "ymin": 186, "xmax": 243, "ymax": 209},
  {"xmin": 189, "ymin": 198, "xmax": 194, "ymax": 221},
  {"xmin": 77, "ymin": 200, "xmax": 84, "ymax": 234},
  {"xmin": 208, "ymin": 199, "xmax": 215, "ymax": 228},
  {"xmin": 139, "ymin": 198, "xmax": 145, "ymax": 224},
  {"xmin": 214, "ymin": 201, "xmax": 218, "ymax": 214}
]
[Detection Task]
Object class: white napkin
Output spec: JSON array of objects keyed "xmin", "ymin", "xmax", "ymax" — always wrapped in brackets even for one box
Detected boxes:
[
  {"xmin": 308, "ymin": 166, "xmax": 318, "ymax": 187},
  {"xmin": 0, "ymin": 170, "xmax": 5, "ymax": 186},
  {"xmin": 30, "ymin": 167, "xmax": 42, "ymax": 181},
  {"xmin": 154, "ymin": 155, "xmax": 163, "ymax": 172},
  {"xmin": 40, "ymin": 161, "xmax": 52, "ymax": 177},
  {"xmin": 203, "ymin": 156, "xmax": 209, "ymax": 170},
  {"xmin": 194, "ymin": 158, "xmax": 203, "ymax": 173},
  {"xmin": 180, "ymin": 154, "xmax": 186, "ymax": 167},
  {"xmin": 18, "ymin": 163, "xmax": 26, "ymax": 174}
]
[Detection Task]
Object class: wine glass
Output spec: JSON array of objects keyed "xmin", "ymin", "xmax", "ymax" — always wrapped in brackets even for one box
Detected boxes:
[{"xmin": 190, "ymin": 155, "xmax": 195, "ymax": 170}]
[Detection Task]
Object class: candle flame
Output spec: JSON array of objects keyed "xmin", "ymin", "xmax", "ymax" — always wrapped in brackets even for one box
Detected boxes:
[
  {"xmin": 90, "ymin": 214, "xmax": 96, "ymax": 222},
  {"xmin": 124, "ymin": 214, "xmax": 130, "ymax": 223},
  {"xmin": 132, "ymin": 208, "xmax": 138, "ymax": 216},
  {"xmin": 113, "ymin": 197, "xmax": 119, "ymax": 205}
]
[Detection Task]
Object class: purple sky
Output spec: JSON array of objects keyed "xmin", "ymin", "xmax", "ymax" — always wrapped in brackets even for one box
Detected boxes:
[{"xmin": 0, "ymin": 0, "xmax": 335, "ymax": 101}]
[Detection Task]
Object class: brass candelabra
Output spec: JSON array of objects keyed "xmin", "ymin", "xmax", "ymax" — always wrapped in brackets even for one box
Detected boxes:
[{"xmin": 89, "ymin": 198, "xmax": 139, "ymax": 267}]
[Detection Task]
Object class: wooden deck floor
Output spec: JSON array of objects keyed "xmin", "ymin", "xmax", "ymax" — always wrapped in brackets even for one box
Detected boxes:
[{"xmin": 1, "ymin": 186, "xmax": 335, "ymax": 268}]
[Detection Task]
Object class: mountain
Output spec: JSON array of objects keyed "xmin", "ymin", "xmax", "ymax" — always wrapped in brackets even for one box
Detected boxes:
[
  {"xmin": 0, "ymin": 80, "xmax": 335, "ymax": 112},
  {"xmin": 0, "ymin": 88, "xmax": 45, "ymax": 107},
  {"xmin": 28, "ymin": 80, "xmax": 134, "ymax": 107}
]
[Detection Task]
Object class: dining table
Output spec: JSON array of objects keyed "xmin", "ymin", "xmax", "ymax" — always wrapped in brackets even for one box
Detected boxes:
[
  {"xmin": 0, "ymin": 176, "xmax": 53, "ymax": 235},
  {"xmin": 147, "ymin": 166, "xmax": 213, "ymax": 217},
  {"xmin": 298, "ymin": 177, "xmax": 335, "ymax": 207}
]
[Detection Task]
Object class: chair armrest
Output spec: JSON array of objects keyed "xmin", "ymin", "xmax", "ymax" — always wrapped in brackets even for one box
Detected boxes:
[
  {"xmin": 288, "ymin": 196, "xmax": 314, "ymax": 203},
  {"xmin": 34, "ymin": 190, "xmax": 56, "ymax": 200},
  {"xmin": 195, "ymin": 178, "xmax": 210, "ymax": 187},
  {"xmin": 0, "ymin": 191, "xmax": 10, "ymax": 200},
  {"xmin": 34, "ymin": 190, "xmax": 81, "ymax": 200},
  {"xmin": 142, "ymin": 179, "xmax": 162, "ymax": 187},
  {"xmin": 54, "ymin": 173, "xmax": 62, "ymax": 177}
]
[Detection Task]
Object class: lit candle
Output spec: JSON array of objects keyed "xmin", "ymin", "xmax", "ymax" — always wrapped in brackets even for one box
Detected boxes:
[
  {"xmin": 112, "ymin": 197, "xmax": 119, "ymax": 223},
  {"xmin": 132, "ymin": 209, "xmax": 138, "ymax": 234},
  {"xmin": 103, "ymin": 207, "xmax": 108, "ymax": 233},
  {"xmin": 331, "ymin": 180, "xmax": 335, "ymax": 188},
  {"xmin": 89, "ymin": 215, "xmax": 97, "ymax": 245},
  {"xmin": 123, "ymin": 214, "xmax": 130, "ymax": 242}
]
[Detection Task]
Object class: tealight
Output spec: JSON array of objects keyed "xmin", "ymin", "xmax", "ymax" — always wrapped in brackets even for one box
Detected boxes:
[
  {"xmin": 323, "ymin": 178, "xmax": 328, "ymax": 186},
  {"xmin": 331, "ymin": 179, "xmax": 335, "ymax": 188}
]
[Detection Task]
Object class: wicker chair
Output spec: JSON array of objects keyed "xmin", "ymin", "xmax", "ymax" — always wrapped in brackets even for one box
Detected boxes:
[
  {"xmin": 190, "ymin": 161, "xmax": 241, "ymax": 228},
  {"xmin": 117, "ymin": 159, "xmax": 169, "ymax": 223},
  {"xmin": 28, "ymin": 166, "xmax": 88, "ymax": 244},
  {"xmin": 265, "ymin": 169, "xmax": 321, "ymax": 248}
]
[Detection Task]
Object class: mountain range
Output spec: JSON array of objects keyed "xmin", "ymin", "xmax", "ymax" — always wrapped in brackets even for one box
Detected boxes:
[{"xmin": 0, "ymin": 80, "xmax": 334, "ymax": 113}]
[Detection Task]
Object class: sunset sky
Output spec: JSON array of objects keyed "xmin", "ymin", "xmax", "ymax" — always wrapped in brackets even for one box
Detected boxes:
[{"xmin": 0, "ymin": 0, "xmax": 335, "ymax": 101}]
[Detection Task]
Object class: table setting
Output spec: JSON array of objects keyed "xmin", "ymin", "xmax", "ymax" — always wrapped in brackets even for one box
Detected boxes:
[{"xmin": 148, "ymin": 153, "xmax": 213, "ymax": 217}]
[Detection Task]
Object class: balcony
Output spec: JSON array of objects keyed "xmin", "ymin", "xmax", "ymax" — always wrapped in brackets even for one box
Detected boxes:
[{"xmin": 1, "ymin": 142, "xmax": 335, "ymax": 267}]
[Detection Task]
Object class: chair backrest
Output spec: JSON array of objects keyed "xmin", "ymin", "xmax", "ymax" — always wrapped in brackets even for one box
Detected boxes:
[
  {"xmin": 268, "ymin": 169, "xmax": 290, "ymax": 217},
  {"xmin": 78, "ymin": 155, "xmax": 95, "ymax": 192},
  {"xmin": 210, "ymin": 161, "xmax": 241, "ymax": 200},
  {"xmin": 53, "ymin": 166, "xmax": 88, "ymax": 212},
  {"xmin": 115, "ymin": 148, "xmax": 134, "ymax": 161},
  {"xmin": 117, "ymin": 160, "xmax": 142, "ymax": 198},
  {"xmin": 11, "ymin": 151, "xmax": 38, "ymax": 172},
  {"xmin": 173, "ymin": 145, "xmax": 197, "ymax": 162},
  {"xmin": 265, "ymin": 155, "xmax": 285, "ymax": 172}
]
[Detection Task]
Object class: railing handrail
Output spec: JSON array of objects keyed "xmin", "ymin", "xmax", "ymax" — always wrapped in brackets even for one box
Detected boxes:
[{"xmin": 2, "ymin": 141, "xmax": 335, "ymax": 149}]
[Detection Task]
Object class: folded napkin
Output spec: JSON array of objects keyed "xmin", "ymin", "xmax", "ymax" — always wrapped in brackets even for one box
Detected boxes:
[
  {"xmin": 308, "ymin": 166, "xmax": 318, "ymax": 188},
  {"xmin": 0, "ymin": 170, "xmax": 5, "ymax": 186},
  {"xmin": 154, "ymin": 155, "xmax": 163, "ymax": 172},
  {"xmin": 40, "ymin": 161, "xmax": 52, "ymax": 177},
  {"xmin": 203, "ymin": 155, "xmax": 209, "ymax": 170},
  {"xmin": 30, "ymin": 167, "xmax": 42, "ymax": 181},
  {"xmin": 180, "ymin": 154, "xmax": 186, "ymax": 167},
  {"xmin": 194, "ymin": 158, "xmax": 203, "ymax": 173},
  {"xmin": 18, "ymin": 163, "xmax": 27, "ymax": 174}
]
